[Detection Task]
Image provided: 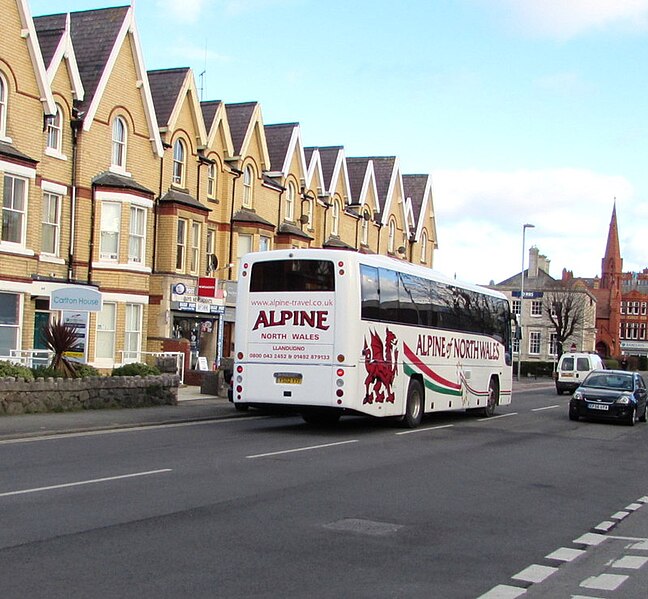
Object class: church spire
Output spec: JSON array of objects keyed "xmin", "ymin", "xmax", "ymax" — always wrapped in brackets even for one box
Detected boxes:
[{"xmin": 601, "ymin": 200, "xmax": 622, "ymax": 289}]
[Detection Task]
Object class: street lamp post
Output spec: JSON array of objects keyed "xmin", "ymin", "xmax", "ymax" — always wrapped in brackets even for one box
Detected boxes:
[{"xmin": 517, "ymin": 223, "xmax": 535, "ymax": 380}]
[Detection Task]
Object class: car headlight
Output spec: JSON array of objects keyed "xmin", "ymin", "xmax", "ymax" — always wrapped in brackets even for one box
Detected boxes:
[
  {"xmin": 615, "ymin": 395, "xmax": 632, "ymax": 405},
  {"xmin": 573, "ymin": 391, "xmax": 583, "ymax": 400}
]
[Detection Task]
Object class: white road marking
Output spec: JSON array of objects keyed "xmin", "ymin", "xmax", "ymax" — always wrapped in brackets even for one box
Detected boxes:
[
  {"xmin": 0, "ymin": 417, "xmax": 263, "ymax": 445},
  {"xmin": 395, "ymin": 424, "xmax": 454, "ymax": 436},
  {"xmin": 512, "ymin": 564, "xmax": 558, "ymax": 584},
  {"xmin": 580, "ymin": 573, "xmax": 628, "ymax": 591},
  {"xmin": 246, "ymin": 439, "xmax": 358, "ymax": 459},
  {"xmin": 0, "ymin": 469, "xmax": 172, "ymax": 498},
  {"xmin": 531, "ymin": 405, "xmax": 560, "ymax": 412},
  {"xmin": 593, "ymin": 520, "xmax": 617, "ymax": 533},
  {"xmin": 612, "ymin": 555, "xmax": 648, "ymax": 569},
  {"xmin": 611, "ymin": 511, "xmax": 630, "ymax": 520},
  {"xmin": 574, "ymin": 532, "xmax": 608, "ymax": 546},
  {"xmin": 545, "ymin": 547, "xmax": 586, "ymax": 562},
  {"xmin": 625, "ymin": 502, "xmax": 643, "ymax": 511},
  {"xmin": 476, "ymin": 584, "xmax": 527, "ymax": 598},
  {"xmin": 477, "ymin": 413, "xmax": 518, "ymax": 422}
]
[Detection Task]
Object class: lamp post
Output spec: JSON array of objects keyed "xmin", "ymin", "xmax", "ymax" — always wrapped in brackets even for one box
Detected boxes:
[{"xmin": 517, "ymin": 223, "xmax": 535, "ymax": 380}]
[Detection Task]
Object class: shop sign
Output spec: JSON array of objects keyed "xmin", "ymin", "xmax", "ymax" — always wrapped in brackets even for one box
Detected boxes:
[
  {"xmin": 51, "ymin": 286, "xmax": 102, "ymax": 312},
  {"xmin": 512, "ymin": 290, "xmax": 543, "ymax": 299},
  {"xmin": 62, "ymin": 310, "xmax": 88, "ymax": 362},
  {"xmin": 198, "ymin": 277, "xmax": 216, "ymax": 298}
]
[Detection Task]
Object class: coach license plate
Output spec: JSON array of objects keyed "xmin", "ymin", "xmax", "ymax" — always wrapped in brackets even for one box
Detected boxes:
[
  {"xmin": 588, "ymin": 403, "xmax": 609, "ymax": 411},
  {"xmin": 276, "ymin": 375, "xmax": 302, "ymax": 385}
]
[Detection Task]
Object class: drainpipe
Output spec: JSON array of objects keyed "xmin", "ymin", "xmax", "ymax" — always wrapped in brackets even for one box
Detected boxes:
[
  {"xmin": 227, "ymin": 166, "xmax": 243, "ymax": 280},
  {"xmin": 68, "ymin": 107, "xmax": 83, "ymax": 283},
  {"xmin": 153, "ymin": 142, "xmax": 172, "ymax": 274}
]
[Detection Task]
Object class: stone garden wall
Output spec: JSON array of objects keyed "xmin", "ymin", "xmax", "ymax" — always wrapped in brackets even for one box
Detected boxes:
[{"xmin": 0, "ymin": 375, "xmax": 179, "ymax": 416}]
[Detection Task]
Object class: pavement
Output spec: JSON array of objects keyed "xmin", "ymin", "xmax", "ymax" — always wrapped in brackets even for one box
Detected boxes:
[{"xmin": 0, "ymin": 376, "xmax": 562, "ymax": 441}]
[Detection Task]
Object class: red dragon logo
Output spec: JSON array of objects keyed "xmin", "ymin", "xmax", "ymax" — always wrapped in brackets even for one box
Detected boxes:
[{"xmin": 363, "ymin": 328, "xmax": 398, "ymax": 404}]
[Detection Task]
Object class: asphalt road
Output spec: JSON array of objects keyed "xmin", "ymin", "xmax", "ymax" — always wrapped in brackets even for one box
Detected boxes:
[{"xmin": 1, "ymin": 385, "xmax": 648, "ymax": 598}]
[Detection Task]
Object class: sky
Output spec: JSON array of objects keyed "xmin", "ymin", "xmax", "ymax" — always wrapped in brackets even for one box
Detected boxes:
[{"xmin": 28, "ymin": 0, "xmax": 648, "ymax": 285}]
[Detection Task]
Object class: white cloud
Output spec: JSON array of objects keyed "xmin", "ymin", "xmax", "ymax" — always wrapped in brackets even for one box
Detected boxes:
[
  {"xmin": 472, "ymin": 0, "xmax": 648, "ymax": 38},
  {"xmin": 156, "ymin": 0, "xmax": 207, "ymax": 23},
  {"xmin": 430, "ymin": 168, "xmax": 638, "ymax": 285}
]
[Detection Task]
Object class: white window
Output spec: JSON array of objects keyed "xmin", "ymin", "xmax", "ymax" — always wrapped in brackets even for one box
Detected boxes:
[
  {"xmin": 305, "ymin": 199, "xmax": 314, "ymax": 229},
  {"xmin": 207, "ymin": 163, "xmax": 217, "ymax": 199},
  {"xmin": 172, "ymin": 139, "xmax": 186, "ymax": 186},
  {"xmin": 531, "ymin": 300, "xmax": 542, "ymax": 317},
  {"xmin": 259, "ymin": 235, "xmax": 271, "ymax": 252},
  {"xmin": 237, "ymin": 234, "xmax": 252, "ymax": 275},
  {"xmin": 242, "ymin": 165, "xmax": 253, "ymax": 207},
  {"xmin": 0, "ymin": 292, "xmax": 20, "ymax": 356},
  {"xmin": 388, "ymin": 219, "xmax": 396, "ymax": 253},
  {"xmin": 512, "ymin": 337, "xmax": 520, "ymax": 354},
  {"xmin": 96, "ymin": 302, "xmax": 116, "ymax": 360},
  {"xmin": 642, "ymin": 302, "xmax": 647, "ymax": 316},
  {"xmin": 42, "ymin": 191, "xmax": 61, "ymax": 255},
  {"xmin": 549, "ymin": 333, "xmax": 558, "ymax": 357},
  {"xmin": 285, "ymin": 182, "xmax": 295, "ymax": 221},
  {"xmin": 189, "ymin": 221, "xmax": 200, "ymax": 274},
  {"xmin": 420, "ymin": 231, "xmax": 428, "ymax": 263},
  {"xmin": 0, "ymin": 73, "xmax": 7, "ymax": 139},
  {"xmin": 112, "ymin": 117, "xmax": 127, "ymax": 170},
  {"xmin": 641, "ymin": 323, "xmax": 646, "ymax": 340},
  {"xmin": 529, "ymin": 331, "xmax": 541, "ymax": 355},
  {"xmin": 100, "ymin": 202, "xmax": 121, "ymax": 261},
  {"xmin": 2, "ymin": 174, "xmax": 27, "ymax": 245},
  {"xmin": 206, "ymin": 228, "xmax": 216, "ymax": 274},
  {"xmin": 176, "ymin": 218, "xmax": 187, "ymax": 271},
  {"xmin": 512, "ymin": 299, "xmax": 521, "ymax": 316},
  {"xmin": 124, "ymin": 303, "xmax": 142, "ymax": 363},
  {"xmin": 332, "ymin": 199, "xmax": 341, "ymax": 236},
  {"xmin": 46, "ymin": 104, "xmax": 63, "ymax": 153},
  {"xmin": 128, "ymin": 206, "xmax": 146, "ymax": 264}
]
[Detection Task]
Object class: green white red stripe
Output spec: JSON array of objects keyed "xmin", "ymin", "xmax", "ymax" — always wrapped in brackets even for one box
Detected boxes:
[{"xmin": 403, "ymin": 343, "xmax": 462, "ymax": 397}]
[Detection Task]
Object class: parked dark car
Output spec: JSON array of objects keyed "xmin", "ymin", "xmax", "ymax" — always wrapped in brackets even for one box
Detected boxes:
[{"xmin": 569, "ymin": 370, "xmax": 647, "ymax": 425}]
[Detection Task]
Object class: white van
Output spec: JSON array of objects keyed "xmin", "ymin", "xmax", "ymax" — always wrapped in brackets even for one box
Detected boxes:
[{"xmin": 555, "ymin": 352, "xmax": 605, "ymax": 395}]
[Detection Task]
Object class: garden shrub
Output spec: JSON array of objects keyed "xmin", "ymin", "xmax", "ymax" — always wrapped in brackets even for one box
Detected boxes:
[
  {"xmin": 0, "ymin": 360, "xmax": 35, "ymax": 381},
  {"xmin": 111, "ymin": 362, "xmax": 160, "ymax": 377}
]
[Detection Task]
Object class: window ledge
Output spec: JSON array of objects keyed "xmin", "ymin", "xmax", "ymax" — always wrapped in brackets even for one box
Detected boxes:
[
  {"xmin": 92, "ymin": 261, "xmax": 151, "ymax": 274},
  {"xmin": 0, "ymin": 243, "xmax": 34, "ymax": 256},
  {"xmin": 109, "ymin": 165, "xmax": 132, "ymax": 177},
  {"xmin": 44, "ymin": 148, "xmax": 68, "ymax": 161},
  {"xmin": 39, "ymin": 254, "xmax": 65, "ymax": 264}
]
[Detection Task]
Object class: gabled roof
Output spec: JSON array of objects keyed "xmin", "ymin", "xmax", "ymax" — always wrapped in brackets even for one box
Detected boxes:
[
  {"xmin": 304, "ymin": 147, "xmax": 325, "ymax": 194},
  {"xmin": 225, "ymin": 102, "xmax": 270, "ymax": 168},
  {"xmin": 148, "ymin": 67, "xmax": 207, "ymax": 146},
  {"xmin": 403, "ymin": 174, "xmax": 437, "ymax": 246},
  {"xmin": 201, "ymin": 100, "xmax": 234, "ymax": 158},
  {"xmin": 34, "ymin": 13, "xmax": 84, "ymax": 101},
  {"xmin": 346, "ymin": 158, "xmax": 379, "ymax": 211},
  {"xmin": 15, "ymin": 0, "xmax": 56, "ymax": 114},
  {"xmin": 309, "ymin": 146, "xmax": 350, "ymax": 201},
  {"xmin": 264, "ymin": 123, "xmax": 307, "ymax": 180},
  {"xmin": 68, "ymin": 6, "xmax": 163, "ymax": 155}
]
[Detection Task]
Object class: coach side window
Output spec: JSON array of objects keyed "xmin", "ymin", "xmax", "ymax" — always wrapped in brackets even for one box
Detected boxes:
[{"xmin": 360, "ymin": 265, "xmax": 380, "ymax": 320}]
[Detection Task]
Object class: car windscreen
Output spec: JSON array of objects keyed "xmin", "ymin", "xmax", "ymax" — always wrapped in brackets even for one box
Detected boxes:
[{"xmin": 584, "ymin": 373, "xmax": 632, "ymax": 390}]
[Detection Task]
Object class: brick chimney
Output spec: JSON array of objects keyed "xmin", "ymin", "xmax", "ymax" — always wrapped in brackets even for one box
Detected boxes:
[{"xmin": 528, "ymin": 246, "xmax": 539, "ymax": 278}]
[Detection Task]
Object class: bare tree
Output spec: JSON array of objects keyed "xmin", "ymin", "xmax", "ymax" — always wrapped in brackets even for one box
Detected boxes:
[{"xmin": 543, "ymin": 281, "xmax": 589, "ymax": 357}]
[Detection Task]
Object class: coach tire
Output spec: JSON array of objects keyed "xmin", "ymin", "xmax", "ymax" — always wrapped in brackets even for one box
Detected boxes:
[
  {"xmin": 480, "ymin": 377, "xmax": 498, "ymax": 418},
  {"xmin": 401, "ymin": 379, "xmax": 424, "ymax": 428}
]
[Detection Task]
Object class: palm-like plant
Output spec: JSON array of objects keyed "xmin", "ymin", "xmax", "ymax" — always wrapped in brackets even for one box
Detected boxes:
[{"xmin": 41, "ymin": 319, "xmax": 81, "ymax": 378}]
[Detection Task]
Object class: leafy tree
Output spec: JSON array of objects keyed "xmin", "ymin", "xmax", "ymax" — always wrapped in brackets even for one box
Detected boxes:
[
  {"xmin": 41, "ymin": 319, "xmax": 81, "ymax": 378},
  {"xmin": 543, "ymin": 281, "xmax": 590, "ymax": 358}
]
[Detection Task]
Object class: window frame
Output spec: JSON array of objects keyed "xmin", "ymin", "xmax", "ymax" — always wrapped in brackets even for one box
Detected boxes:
[
  {"xmin": 331, "ymin": 199, "xmax": 341, "ymax": 236},
  {"xmin": 0, "ymin": 72, "xmax": 8, "ymax": 140},
  {"xmin": 95, "ymin": 301, "xmax": 116, "ymax": 361},
  {"xmin": 189, "ymin": 221, "xmax": 200, "ymax": 275},
  {"xmin": 388, "ymin": 219, "xmax": 396, "ymax": 254},
  {"xmin": 207, "ymin": 162, "xmax": 217, "ymax": 199},
  {"xmin": 420, "ymin": 231, "xmax": 428, "ymax": 263},
  {"xmin": 111, "ymin": 116, "xmax": 127, "ymax": 171},
  {"xmin": 128, "ymin": 205, "xmax": 146, "ymax": 264},
  {"xmin": 172, "ymin": 139, "xmax": 186, "ymax": 187},
  {"xmin": 2, "ymin": 174, "xmax": 28, "ymax": 246},
  {"xmin": 285, "ymin": 182, "xmax": 296, "ymax": 221},
  {"xmin": 528, "ymin": 331, "xmax": 541, "ymax": 355},
  {"xmin": 242, "ymin": 165, "xmax": 254, "ymax": 207},
  {"xmin": 46, "ymin": 104, "xmax": 63, "ymax": 154},
  {"xmin": 176, "ymin": 218, "xmax": 187, "ymax": 272},
  {"xmin": 124, "ymin": 303, "xmax": 143, "ymax": 363},
  {"xmin": 41, "ymin": 191, "xmax": 61, "ymax": 256},
  {"xmin": 99, "ymin": 201, "xmax": 121, "ymax": 261},
  {"xmin": 0, "ymin": 292, "xmax": 20, "ymax": 356}
]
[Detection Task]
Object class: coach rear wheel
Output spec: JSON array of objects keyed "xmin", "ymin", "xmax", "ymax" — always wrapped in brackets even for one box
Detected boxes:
[
  {"xmin": 480, "ymin": 378, "xmax": 498, "ymax": 418},
  {"xmin": 401, "ymin": 379, "xmax": 424, "ymax": 428}
]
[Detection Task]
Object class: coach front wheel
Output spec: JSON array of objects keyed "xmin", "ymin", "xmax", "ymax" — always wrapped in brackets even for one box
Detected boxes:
[{"xmin": 480, "ymin": 378, "xmax": 498, "ymax": 418}]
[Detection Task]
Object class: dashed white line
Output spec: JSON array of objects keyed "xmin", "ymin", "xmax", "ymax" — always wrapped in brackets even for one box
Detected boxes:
[
  {"xmin": 531, "ymin": 405, "xmax": 560, "ymax": 412},
  {"xmin": 574, "ymin": 532, "xmax": 608, "ymax": 546},
  {"xmin": 476, "ymin": 583, "xmax": 527, "ymax": 598},
  {"xmin": 545, "ymin": 547, "xmax": 586, "ymax": 562},
  {"xmin": 395, "ymin": 424, "xmax": 454, "ymax": 436},
  {"xmin": 611, "ymin": 555, "xmax": 648, "ymax": 569},
  {"xmin": 477, "ymin": 413, "xmax": 518, "ymax": 422},
  {"xmin": 580, "ymin": 573, "xmax": 628, "ymax": 591},
  {"xmin": 246, "ymin": 439, "xmax": 358, "ymax": 459},
  {"xmin": 0, "ymin": 469, "xmax": 173, "ymax": 498},
  {"xmin": 512, "ymin": 564, "xmax": 558, "ymax": 584}
]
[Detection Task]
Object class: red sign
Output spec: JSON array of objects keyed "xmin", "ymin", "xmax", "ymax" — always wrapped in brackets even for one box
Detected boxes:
[{"xmin": 198, "ymin": 277, "xmax": 216, "ymax": 298}]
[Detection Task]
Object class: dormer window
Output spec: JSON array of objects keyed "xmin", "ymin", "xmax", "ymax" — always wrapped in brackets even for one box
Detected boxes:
[
  {"xmin": 388, "ymin": 219, "xmax": 396, "ymax": 253},
  {"xmin": 172, "ymin": 139, "xmax": 186, "ymax": 187},
  {"xmin": 46, "ymin": 104, "xmax": 63, "ymax": 153},
  {"xmin": 361, "ymin": 210, "xmax": 370, "ymax": 246},
  {"xmin": 285, "ymin": 182, "xmax": 295, "ymax": 221},
  {"xmin": 111, "ymin": 116, "xmax": 127, "ymax": 170},
  {"xmin": 0, "ymin": 73, "xmax": 7, "ymax": 140},
  {"xmin": 207, "ymin": 163, "xmax": 217, "ymax": 199},
  {"xmin": 331, "ymin": 199, "xmax": 341, "ymax": 236},
  {"xmin": 242, "ymin": 165, "xmax": 254, "ymax": 207}
]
